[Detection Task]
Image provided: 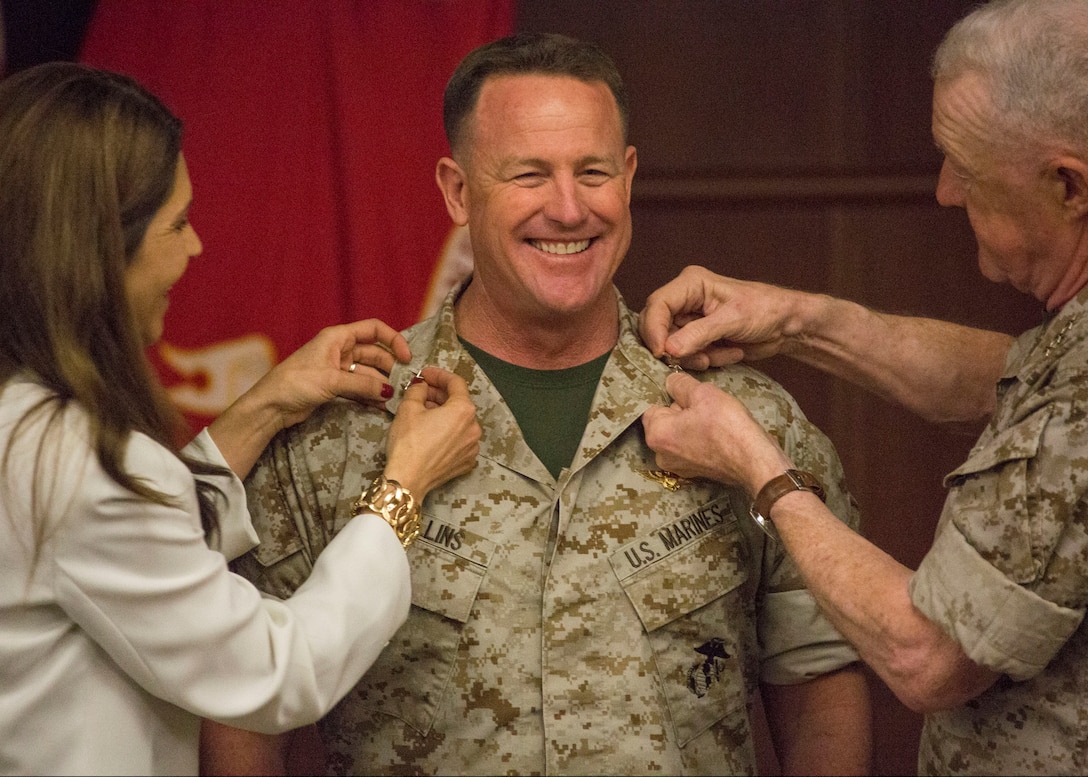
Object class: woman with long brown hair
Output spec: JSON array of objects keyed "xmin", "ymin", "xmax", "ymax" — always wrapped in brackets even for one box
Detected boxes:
[{"xmin": 0, "ymin": 61, "xmax": 480, "ymax": 775}]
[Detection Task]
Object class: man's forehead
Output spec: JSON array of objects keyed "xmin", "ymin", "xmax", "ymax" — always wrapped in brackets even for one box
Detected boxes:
[
  {"xmin": 472, "ymin": 74, "xmax": 614, "ymax": 115},
  {"xmin": 472, "ymin": 76, "xmax": 622, "ymax": 135},
  {"xmin": 931, "ymin": 75, "xmax": 996, "ymax": 154}
]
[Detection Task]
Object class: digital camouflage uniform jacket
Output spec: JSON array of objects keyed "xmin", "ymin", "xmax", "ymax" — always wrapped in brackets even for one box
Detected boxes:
[
  {"xmin": 234, "ymin": 288, "xmax": 861, "ymax": 776},
  {"xmin": 911, "ymin": 285, "xmax": 1088, "ymax": 775}
]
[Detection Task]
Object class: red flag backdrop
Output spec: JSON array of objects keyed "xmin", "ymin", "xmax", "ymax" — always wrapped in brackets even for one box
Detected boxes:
[{"xmin": 80, "ymin": 1, "xmax": 513, "ymax": 431}]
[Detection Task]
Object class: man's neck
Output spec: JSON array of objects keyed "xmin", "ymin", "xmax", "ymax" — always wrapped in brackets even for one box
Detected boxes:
[
  {"xmin": 1047, "ymin": 262, "xmax": 1088, "ymax": 312},
  {"xmin": 454, "ymin": 283, "xmax": 619, "ymax": 369},
  {"xmin": 1043, "ymin": 227, "xmax": 1088, "ymax": 311}
]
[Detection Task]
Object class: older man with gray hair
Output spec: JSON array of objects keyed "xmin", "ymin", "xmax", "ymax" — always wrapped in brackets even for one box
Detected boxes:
[{"xmin": 640, "ymin": 1, "xmax": 1088, "ymax": 774}]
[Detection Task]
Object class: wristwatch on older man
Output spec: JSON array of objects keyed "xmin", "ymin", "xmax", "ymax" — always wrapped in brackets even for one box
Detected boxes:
[
  {"xmin": 748, "ymin": 469, "xmax": 826, "ymax": 540},
  {"xmin": 354, "ymin": 474, "xmax": 422, "ymax": 548}
]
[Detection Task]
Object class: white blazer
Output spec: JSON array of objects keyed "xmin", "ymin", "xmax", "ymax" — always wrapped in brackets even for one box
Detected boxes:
[{"xmin": 0, "ymin": 376, "xmax": 409, "ymax": 775}]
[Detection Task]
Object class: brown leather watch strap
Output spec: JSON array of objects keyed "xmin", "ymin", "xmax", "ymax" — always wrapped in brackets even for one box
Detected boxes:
[{"xmin": 748, "ymin": 469, "xmax": 826, "ymax": 540}]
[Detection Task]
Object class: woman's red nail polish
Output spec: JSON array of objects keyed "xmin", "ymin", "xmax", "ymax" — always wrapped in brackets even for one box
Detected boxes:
[
  {"xmin": 408, "ymin": 376, "xmax": 425, "ymax": 387},
  {"xmin": 381, "ymin": 383, "xmax": 394, "ymax": 398}
]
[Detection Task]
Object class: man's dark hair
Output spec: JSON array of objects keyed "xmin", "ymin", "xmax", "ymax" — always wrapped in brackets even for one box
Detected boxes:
[{"xmin": 443, "ymin": 32, "xmax": 630, "ymax": 155}]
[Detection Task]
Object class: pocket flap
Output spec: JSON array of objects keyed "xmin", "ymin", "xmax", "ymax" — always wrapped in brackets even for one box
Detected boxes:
[
  {"xmin": 253, "ymin": 533, "xmax": 303, "ymax": 568},
  {"xmin": 409, "ymin": 517, "xmax": 496, "ymax": 623},
  {"xmin": 945, "ymin": 408, "xmax": 1050, "ymax": 486},
  {"xmin": 609, "ymin": 499, "xmax": 747, "ymax": 632}
]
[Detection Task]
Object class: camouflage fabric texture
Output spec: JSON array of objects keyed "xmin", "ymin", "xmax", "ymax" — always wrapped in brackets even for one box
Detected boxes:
[
  {"xmin": 234, "ymin": 288, "xmax": 860, "ymax": 775},
  {"xmin": 911, "ymin": 286, "xmax": 1088, "ymax": 775}
]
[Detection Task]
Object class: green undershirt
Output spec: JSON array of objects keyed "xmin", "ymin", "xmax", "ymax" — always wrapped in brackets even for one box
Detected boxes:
[{"xmin": 461, "ymin": 339, "xmax": 610, "ymax": 479}]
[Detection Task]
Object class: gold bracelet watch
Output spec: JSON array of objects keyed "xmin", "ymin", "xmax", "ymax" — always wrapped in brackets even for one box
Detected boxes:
[{"xmin": 353, "ymin": 474, "xmax": 422, "ymax": 548}]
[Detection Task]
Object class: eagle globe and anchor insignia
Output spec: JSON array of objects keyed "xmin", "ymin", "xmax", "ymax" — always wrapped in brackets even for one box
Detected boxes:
[{"xmin": 686, "ymin": 638, "xmax": 731, "ymax": 698}]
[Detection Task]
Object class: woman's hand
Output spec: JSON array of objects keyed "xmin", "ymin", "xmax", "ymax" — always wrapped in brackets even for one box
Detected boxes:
[
  {"xmin": 209, "ymin": 319, "xmax": 412, "ymax": 478},
  {"xmin": 253, "ymin": 319, "xmax": 412, "ymax": 429},
  {"xmin": 382, "ymin": 367, "xmax": 481, "ymax": 501}
]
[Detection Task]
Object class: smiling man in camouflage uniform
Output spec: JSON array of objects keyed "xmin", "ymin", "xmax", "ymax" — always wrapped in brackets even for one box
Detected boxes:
[
  {"xmin": 214, "ymin": 32, "xmax": 871, "ymax": 775},
  {"xmin": 640, "ymin": 1, "xmax": 1088, "ymax": 774}
]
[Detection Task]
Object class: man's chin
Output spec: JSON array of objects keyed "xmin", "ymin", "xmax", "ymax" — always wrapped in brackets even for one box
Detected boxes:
[{"xmin": 977, "ymin": 255, "xmax": 1006, "ymax": 286}]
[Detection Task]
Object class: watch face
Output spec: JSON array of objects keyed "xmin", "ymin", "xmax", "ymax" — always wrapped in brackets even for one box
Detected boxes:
[
  {"xmin": 748, "ymin": 469, "xmax": 825, "ymax": 544},
  {"xmin": 747, "ymin": 506, "xmax": 779, "ymax": 542}
]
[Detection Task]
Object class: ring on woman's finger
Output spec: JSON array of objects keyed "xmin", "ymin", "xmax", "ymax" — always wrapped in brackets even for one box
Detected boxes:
[{"xmin": 348, "ymin": 362, "xmax": 358, "ymax": 373}]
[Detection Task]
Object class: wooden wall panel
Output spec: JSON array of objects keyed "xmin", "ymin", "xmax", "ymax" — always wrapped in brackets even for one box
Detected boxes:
[{"xmin": 518, "ymin": 2, "xmax": 1042, "ymax": 774}]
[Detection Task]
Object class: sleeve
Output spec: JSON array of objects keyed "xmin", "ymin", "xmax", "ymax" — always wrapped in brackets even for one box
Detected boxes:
[
  {"xmin": 50, "ymin": 426, "xmax": 410, "ymax": 734},
  {"xmin": 183, "ymin": 428, "xmax": 259, "ymax": 561},
  {"xmin": 910, "ymin": 393, "xmax": 1088, "ymax": 681},
  {"xmin": 233, "ymin": 399, "xmax": 389, "ymax": 601},
  {"xmin": 721, "ymin": 368, "xmax": 863, "ymax": 685}
]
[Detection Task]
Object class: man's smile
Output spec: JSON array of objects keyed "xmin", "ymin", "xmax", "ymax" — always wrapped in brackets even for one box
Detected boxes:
[{"xmin": 528, "ymin": 238, "xmax": 592, "ymax": 255}]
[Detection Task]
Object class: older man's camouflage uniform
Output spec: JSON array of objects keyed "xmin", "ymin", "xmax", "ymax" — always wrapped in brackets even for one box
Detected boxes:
[
  {"xmin": 234, "ymin": 289, "xmax": 860, "ymax": 775},
  {"xmin": 910, "ymin": 286, "xmax": 1088, "ymax": 775}
]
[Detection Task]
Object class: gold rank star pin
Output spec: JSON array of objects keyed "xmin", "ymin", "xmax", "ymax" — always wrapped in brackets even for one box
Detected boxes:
[{"xmin": 638, "ymin": 468, "xmax": 693, "ymax": 492}]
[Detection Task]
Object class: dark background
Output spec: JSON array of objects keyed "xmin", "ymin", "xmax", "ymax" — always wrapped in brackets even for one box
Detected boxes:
[{"xmin": 2, "ymin": 2, "xmax": 1042, "ymax": 774}]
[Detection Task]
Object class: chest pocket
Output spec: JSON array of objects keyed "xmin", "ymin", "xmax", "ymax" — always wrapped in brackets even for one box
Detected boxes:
[
  {"xmin": 351, "ymin": 515, "xmax": 496, "ymax": 733},
  {"xmin": 609, "ymin": 502, "xmax": 756, "ymax": 747},
  {"xmin": 944, "ymin": 407, "xmax": 1050, "ymax": 584},
  {"xmin": 246, "ymin": 533, "xmax": 307, "ymax": 601}
]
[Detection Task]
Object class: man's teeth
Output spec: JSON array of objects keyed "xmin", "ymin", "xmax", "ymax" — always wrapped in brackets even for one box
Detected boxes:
[{"xmin": 531, "ymin": 239, "xmax": 590, "ymax": 255}]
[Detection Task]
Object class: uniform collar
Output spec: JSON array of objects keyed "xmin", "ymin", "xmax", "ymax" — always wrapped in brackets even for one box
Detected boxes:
[
  {"xmin": 385, "ymin": 278, "xmax": 676, "ymax": 480},
  {"xmin": 1006, "ymin": 284, "xmax": 1088, "ymax": 385}
]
